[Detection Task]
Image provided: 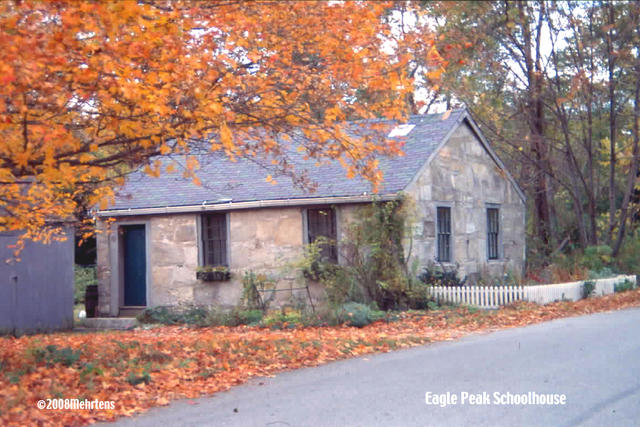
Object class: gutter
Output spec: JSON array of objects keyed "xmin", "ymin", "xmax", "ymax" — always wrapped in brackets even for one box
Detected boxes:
[{"xmin": 96, "ymin": 193, "xmax": 400, "ymax": 217}]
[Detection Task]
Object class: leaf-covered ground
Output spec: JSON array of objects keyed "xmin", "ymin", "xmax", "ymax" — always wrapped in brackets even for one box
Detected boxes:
[{"xmin": 2, "ymin": 289, "xmax": 640, "ymax": 426}]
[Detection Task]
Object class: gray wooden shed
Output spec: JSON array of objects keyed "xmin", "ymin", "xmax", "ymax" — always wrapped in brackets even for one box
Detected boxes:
[{"xmin": 0, "ymin": 230, "xmax": 74, "ymax": 335}]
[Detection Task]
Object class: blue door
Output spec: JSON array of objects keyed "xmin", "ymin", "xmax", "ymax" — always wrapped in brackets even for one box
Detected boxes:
[{"xmin": 123, "ymin": 225, "xmax": 146, "ymax": 306}]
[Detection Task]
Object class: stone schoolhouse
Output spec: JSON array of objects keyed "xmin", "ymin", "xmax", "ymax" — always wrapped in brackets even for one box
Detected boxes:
[{"xmin": 96, "ymin": 110, "xmax": 526, "ymax": 316}]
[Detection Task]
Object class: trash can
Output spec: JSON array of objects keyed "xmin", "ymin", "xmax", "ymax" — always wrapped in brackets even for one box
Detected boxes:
[{"xmin": 85, "ymin": 285, "xmax": 98, "ymax": 318}]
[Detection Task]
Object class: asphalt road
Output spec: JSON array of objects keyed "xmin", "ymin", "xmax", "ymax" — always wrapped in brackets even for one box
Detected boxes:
[{"xmin": 108, "ymin": 308, "xmax": 640, "ymax": 427}]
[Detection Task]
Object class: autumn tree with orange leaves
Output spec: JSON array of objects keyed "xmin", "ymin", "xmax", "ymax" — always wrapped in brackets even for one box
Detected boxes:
[{"xmin": 0, "ymin": 0, "xmax": 444, "ymax": 245}]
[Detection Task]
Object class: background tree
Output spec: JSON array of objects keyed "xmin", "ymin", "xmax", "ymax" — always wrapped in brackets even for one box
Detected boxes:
[{"xmin": 423, "ymin": 0, "xmax": 640, "ymax": 265}]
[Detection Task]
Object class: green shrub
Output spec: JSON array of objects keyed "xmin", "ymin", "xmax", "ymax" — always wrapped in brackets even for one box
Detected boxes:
[
  {"xmin": 182, "ymin": 306, "xmax": 208, "ymax": 325},
  {"xmin": 581, "ymin": 245, "xmax": 613, "ymax": 271},
  {"xmin": 237, "ymin": 309, "xmax": 264, "ymax": 325},
  {"xmin": 137, "ymin": 306, "xmax": 173, "ymax": 324},
  {"xmin": 582, "ymin": 280, "xmax": 596, "ymax": 299},
  {"xmin": 126, "ymin": 371, "xmax": 151, "ymax": 386},
  {"xmin": 588, "ymin": 267, "xmax": 617, "ymax": 279},
  {"xmin": 614, "ymin": 279, "xmax": 636, "ymax": 293},
  {"xmin": 137, "ymin": 305, "xmax": 208, "ymax": 326},
  {"xmin": 201, "ymin": 309, "xmax": 227, "ymax": 326},
  {"xmin": 371, "ymin": 309, "xmax": 386, "ymax": 323},
  {"xmin": 427, "ymin": 300, "xmax": 440, "ymax": 311},
  {"xmin": 418, "ymin": 265, "xmax": 466, "ymax": 287},
  {"xmin": 303, "ymin": 198, "xmax": 418, "ymax": 310},
  {"xmin": 262, "ymin": 311, "xmax": 303, "ymax": 329},
  {"xmin": 299, "ymin": 312, "xmax": 325, "ymax": 327},
  {"xmin": 204, "ymin": 309, "xmax": 264, "ymax": 327},
  {"xmin": 229, "ymin": 309, "xmax": 264, "ymax": 326},
  {"xmin": 320, "ymin": 264, "xmax": 365, "ymax": 306},
  {"xmin": 616, "ymin": 235, "xmax": 640, "ymax": 275},
  {"xmin": 241, "ymin": 271, "xmax": 276, "ymax": 311},
  {"xmin": 297, "ymin": 198, "xmax": 452, "ymax": 311},
  {"xmin": 6, "ymin": 369, "xmax": 29, "ymax": 384},
  {"xmin": 79, "ymin": 362, "xmax": 104, "ymax": 382},
  {"xmin": 332, "ymin": 302, "xmax": 384, "ymax": 328},
  {"xmin": 405, "ymin": 282, "xmax": 437, "ymax": 310},
  {"xmin": 32, "ymin": 345, "xmax": 81, "ymax": 367},
  {"xmin": 74, "ymin": 265, "xmax": 96, "ymax": 304},
  {"xmin": 258, "ymin": 309, "xmax": 327, "ymax": 329}
]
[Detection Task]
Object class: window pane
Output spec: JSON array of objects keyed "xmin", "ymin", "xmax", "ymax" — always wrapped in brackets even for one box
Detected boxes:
[
  {"xmin": 307, "ymin": 208, "xmax": 337, "ymax": 263},
  {"xmin": 437, "ymin": 207, "xmax": 451, "ymax": 262},
  {"xmin": 487, "ymin": 208, "xmax": 499, "ymax": 260},
  {"xmin": 202, "ymin": 213, "xmax": 227, "ymax": 266}
]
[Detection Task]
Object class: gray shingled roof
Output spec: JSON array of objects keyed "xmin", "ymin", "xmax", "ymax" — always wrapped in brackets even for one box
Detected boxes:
[{"xmin": 102, "ymin": 109, "xmax": 467, "ymax": 212}]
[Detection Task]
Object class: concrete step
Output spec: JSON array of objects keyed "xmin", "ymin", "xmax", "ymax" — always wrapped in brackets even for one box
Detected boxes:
[
  {"xmin": 119, "ymin": 306, "xmax": 145, "ymax": 317},
  {"xmin": 77, "ymin": 317, "xmax": 138, "ymax": 331}
]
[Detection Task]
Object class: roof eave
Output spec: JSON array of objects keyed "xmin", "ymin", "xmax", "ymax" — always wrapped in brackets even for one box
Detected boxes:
[{"xmin": 96, "ymin": 193, "xmax": 401, "ymax": 217}]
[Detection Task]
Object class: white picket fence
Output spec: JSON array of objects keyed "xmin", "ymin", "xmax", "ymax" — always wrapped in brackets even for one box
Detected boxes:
[
  {"xmin": 428, "ymin": 274, "xmax": 636, "ymax": 309},
  {"xmin": 427, "ymin": 285, "xmax": 525, "ymax": 308}
]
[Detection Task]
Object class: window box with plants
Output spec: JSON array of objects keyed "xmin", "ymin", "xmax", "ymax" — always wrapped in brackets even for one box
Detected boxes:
[{"xmin": 196, "ymin": 266, "xmax": 231, "ymax": 282}]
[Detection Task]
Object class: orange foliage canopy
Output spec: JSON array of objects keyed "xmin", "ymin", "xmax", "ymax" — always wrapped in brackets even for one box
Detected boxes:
[{"xmin": 0, "ymin": 0, "xmax": 443, "ymax": 243}]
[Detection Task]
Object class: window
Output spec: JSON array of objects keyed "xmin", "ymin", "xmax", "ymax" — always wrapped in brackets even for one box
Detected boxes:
[
  {"xmin": 306, "ymin": 207, "xmax": 337, "ymax": 263},
  {"xmin": 201, "ymin": 213, "xmax": 227, "ymax": 266},
  {"xmin": 436, "ymin": 207, "xmax": 451, "ymax": 262},
  {"xmin": 487, "ymin": 207, "xmax": 500, "ymax": 260}
]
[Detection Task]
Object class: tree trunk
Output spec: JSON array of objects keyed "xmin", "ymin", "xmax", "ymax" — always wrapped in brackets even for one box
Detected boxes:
[
  {"xmin": 611, "ymin": 59, "xmax": 640, "ymax": 256},
  {"xmin": 520, "ymin": 0, "xmax": 553, "ymax": 249},
  {"xmin": 586, "ymin": 9, "xmax": 598, "ymax": 245},
  {"xmin": 606, "ymin": 2, "xmax": 617, "ymax": 243}
]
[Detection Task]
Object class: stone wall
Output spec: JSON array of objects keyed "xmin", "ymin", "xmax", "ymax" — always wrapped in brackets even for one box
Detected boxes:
[
  {"xmin": 97, "ymin": 207, "xmax": 322, "ymax": 315},
  {"xmin": 198, "ymin": 207, "xmax": 309, "ymax": 308},
  {"xmin": 149, "ymin": 214, "xmax": 199, "ymax": 307},
  {"xmin": 404, "ymin": 121, "xmax": 526, "ymax": 282}
]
